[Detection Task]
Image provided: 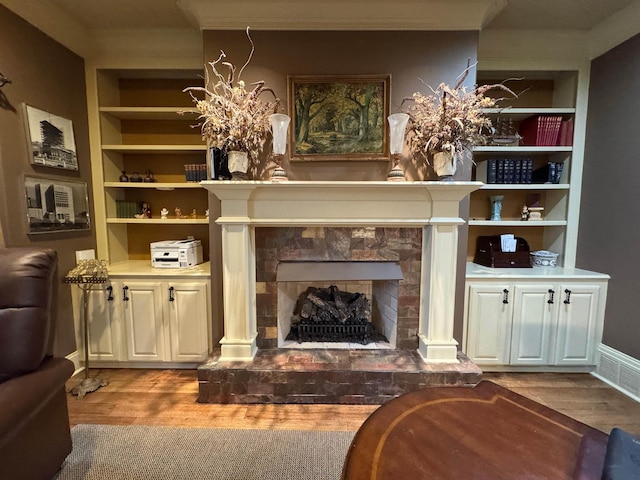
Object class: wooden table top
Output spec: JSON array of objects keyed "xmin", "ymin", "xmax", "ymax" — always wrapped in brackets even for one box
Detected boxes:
[{"xmin": 341, "ymin": 381, "xmax": 608, "ymax": 480}]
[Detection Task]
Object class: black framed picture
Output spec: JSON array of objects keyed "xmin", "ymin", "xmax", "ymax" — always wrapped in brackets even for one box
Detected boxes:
[
  {"xmin": 23, "ymin": 104, "xmax": 79, "ymax": 171},
  {"xmin": 24, "ymin": 175, "xmax": 90, "ymax": 234}
]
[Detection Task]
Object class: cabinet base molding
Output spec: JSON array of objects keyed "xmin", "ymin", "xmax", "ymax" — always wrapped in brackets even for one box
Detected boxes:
[
  {"xmin": 478, "ymin": 365, "xmax": 595, "ymax": 373},
  {"xmin": 84, "ymin": 362, "xmax": 202, "ymax": 369},
  {"xmin": 593, "ymin": 344, "xmax": 640, "ymax": 403}
]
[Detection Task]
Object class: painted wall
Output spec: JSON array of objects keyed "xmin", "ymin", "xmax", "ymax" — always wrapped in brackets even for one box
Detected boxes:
[
  {"xmin": 0, "ymin": 5, "xmax": 95, "ymax": 356},
  {"xmin": 202, "ymin": 30, "xmax": 477, "ymax": 342},
  {"xmin": 579, "ymin": 32, "xmax": 640, "ymax": 360}
]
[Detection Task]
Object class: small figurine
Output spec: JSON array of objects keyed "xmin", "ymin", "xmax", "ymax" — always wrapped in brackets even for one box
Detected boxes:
[
  {"xmin": 521, "ymin": 205, "xmax": 529, "ymax": 221},
  {"xmin": 190, "ymin": 209, "xmax": 197, "ymax": 219},
  {"xmin": 205, "ymin": 209, "xmax": 209, "ymax": 218},
  {"xmin": 160, "ymin": 208, "xmax": 169, "ymax": 219},
  {"xmin": 119, "ymin": 170, "xmax": 129, "ymax": 182},
  {"xmin": 143, "ymin": 169, "xmax": 156, "ymax": 183},
  {"xmin": 174, "ymin": 207, "xmax": 186, "ymax": 219},
  {"xmin": 134, "ymin": 202, "xmax": 152, "ymax": 219},
  {"xmin": 129, "ymin": 171, "xmax": 142, "ymax": 182}
]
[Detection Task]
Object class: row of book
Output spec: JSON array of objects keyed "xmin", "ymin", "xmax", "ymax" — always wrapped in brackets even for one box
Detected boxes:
[
  {"xmin": 476, "ymin": 159, "xmax": 565, "ymax": 184},
  {"xmin": 520, "ymin": 115, "xmax": 574, "ymax": 147},
  {"xmin": 116, "ymin": 200, "xmax": 143, "ymax": 218},
  {"xmin": 184, "ymin": 164, "xmax": 208, "ymax": 182}
]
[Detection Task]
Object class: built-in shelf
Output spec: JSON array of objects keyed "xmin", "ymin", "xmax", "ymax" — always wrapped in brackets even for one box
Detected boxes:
[
  {"xmin": 106, "ymin": 218, "xmax": 209, "ymax": 225},
  {"xmin": 481, "ymin": 107, "xmax": 576, "ymax": 121},
  {"xmin": 104, "ymin": 182, "xmax": 204, "ymax": 189},
  {"xmin": 474, "ymin": 146, "xmax": 573, "ymax": 154},
  {"xmin": 468, "ymin": 220, "xmax": 567, "ymax": 227},
  {"xmin": 102, "ymin": 145, "xmax": 207, "ymax": 154},
  {"xmin": 478, "ymin": 184, "xmax": 570, "ymax": 190},
  {"xmin": 99, "ymin": 106, "xmax": 198, "ymax": 120}
]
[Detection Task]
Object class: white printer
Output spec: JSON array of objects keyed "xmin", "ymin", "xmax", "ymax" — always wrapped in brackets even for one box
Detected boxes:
[{"xmin": 150, "ymin": 239, "xmax": 203, "ymax": 268}]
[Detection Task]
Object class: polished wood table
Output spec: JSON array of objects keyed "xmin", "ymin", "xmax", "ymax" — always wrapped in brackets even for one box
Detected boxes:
[{"xmin": 342, "ymin": 381, "xmax": 608, "ymax": 480}]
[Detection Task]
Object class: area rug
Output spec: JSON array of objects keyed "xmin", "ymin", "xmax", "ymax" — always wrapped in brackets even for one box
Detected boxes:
[{"xmin": 54, "ymin": 424, "xmax": 355, "ymax": 480}]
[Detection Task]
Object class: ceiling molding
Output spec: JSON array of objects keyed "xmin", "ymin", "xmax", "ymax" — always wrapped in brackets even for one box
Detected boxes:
[
  {"xmin": 0, "ymin": 0, "xmax": 96, "ymax": 58},
  {"xmin": 177, "ymin": 0, "xmax": 508, "ymax": 31},
  {"xmin": 588, "ymin": 0, "xmax": 640, "ymax": 59}
]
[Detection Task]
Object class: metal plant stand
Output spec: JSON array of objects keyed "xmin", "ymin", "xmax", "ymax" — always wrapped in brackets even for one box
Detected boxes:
[{"xmin": 64, "ymin": 260, "xmax": 109, "ymax": 399}]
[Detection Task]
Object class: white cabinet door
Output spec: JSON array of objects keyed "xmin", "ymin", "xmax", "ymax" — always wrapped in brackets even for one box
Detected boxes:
[
  {"xmin": 86, "ymin": 281, "xmax": 123, "ymax": 362},
  {"xmin": 122, "ymin": 281, "xmax": 166, "ymax": 362},
  {"xmin": 465, "ymin": 284, "xmax": 513, "ymax": 365},
  {"xmin": 166, "ymin": 281, "xmax": 210, "ymax": 362},
  {"xmin": 554, "ymin": 284, "xmax": 601, "ymax": 365},
  {"xmin": 510, "ymin": 284, "xmax": 556, "ymax": 365}
]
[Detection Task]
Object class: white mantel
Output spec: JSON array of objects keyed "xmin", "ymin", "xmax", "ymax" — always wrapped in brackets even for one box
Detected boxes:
[{"xmin": 202, "ymin": 180, "xmax": 481, "ymax": 363}]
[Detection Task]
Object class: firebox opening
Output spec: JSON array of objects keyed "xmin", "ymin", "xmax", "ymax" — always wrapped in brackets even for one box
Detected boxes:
[{"xmin": 276, "ymin": 262, "xmax": 403, "ymax": 350}]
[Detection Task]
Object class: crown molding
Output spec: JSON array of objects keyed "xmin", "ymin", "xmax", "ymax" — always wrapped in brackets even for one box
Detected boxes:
[
  {"xmin": 588, "ymin": 0, "xmax": 640, "ymax": 59},
  {"xmin": 177, "ymin": 0, "xmax": 508, "ymax": 31}
]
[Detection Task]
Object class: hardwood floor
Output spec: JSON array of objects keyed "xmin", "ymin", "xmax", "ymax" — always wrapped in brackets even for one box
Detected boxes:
[{"xmin": 66, "ymin": 368, "xmax": 640, "ymax": 435}]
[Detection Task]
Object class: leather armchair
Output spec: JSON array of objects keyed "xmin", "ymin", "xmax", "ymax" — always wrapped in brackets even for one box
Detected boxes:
[{"xmin": 0, "ymin": 248, "xmax": 75, "ymax": 480}]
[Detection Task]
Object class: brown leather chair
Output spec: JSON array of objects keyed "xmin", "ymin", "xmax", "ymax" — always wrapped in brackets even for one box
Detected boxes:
[{"xmin": 0, "ymin": 248, "xmax": 75, "ymax": 480}]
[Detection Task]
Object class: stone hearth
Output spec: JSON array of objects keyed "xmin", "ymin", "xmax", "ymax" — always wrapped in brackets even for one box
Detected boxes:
[{"xmin": 198, "ymin": 349, "xmax": 481, "ymax": 404}]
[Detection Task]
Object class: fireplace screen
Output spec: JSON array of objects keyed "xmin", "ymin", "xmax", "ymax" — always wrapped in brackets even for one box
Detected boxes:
[{"xmin": 286, "ymin": 285, "xmax": 387, "ymax": 344}]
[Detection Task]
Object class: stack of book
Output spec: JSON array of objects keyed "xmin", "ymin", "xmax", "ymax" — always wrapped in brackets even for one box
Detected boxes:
[
  {"xmin": 184, "ymin": 164, "xmax": 208, "ymax": 182},
  {"xmin": 532, "ymin": 162, "xmax": 565, "ymax": 184},
  {"xmin": 476, "ymin": 158, "xmax": 534, "ymax": 184},
  {"xmin": 116, "ymin": 200, "xmax": 141, "ymax": 218},
  {"xmin": 519, "ymin": 115, "xmax": 564, "ymax": 146}
]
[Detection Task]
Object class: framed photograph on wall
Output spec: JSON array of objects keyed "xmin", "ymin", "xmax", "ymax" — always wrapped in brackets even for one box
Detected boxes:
[
  {"xmin": 288, "ymin": 75, "xmax": 390, "ymax": 161},
  {"xmin": 24, "ymin": 175, "xmax": 90, "ymax": 234},
  {"xmin": 23, "ymin": 104, "xmax": 79, "ymax": 171}
]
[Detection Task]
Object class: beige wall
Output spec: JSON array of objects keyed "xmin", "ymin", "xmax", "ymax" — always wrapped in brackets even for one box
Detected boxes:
[
  {"xmin": 203, "ymin": 30, "xmax": 477, "ymax": 342},
  {"xmin": 0, "ymin": 5, "xmax": 95, "ymax": 356}
]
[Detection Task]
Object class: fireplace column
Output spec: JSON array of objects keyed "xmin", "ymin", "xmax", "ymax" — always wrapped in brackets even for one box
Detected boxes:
[{"xmin": 214, "ymin": 185, "xmax": 258, "ymax": 360}]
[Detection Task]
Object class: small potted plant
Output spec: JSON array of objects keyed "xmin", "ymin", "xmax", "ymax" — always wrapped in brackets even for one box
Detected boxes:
[
  {"xmin": 184, "ymin": 28, "xmax": 279, "ymax": 180},
  {"xmin": 403, "ymin": 65, "xmax": 516, "ymax": 179}
]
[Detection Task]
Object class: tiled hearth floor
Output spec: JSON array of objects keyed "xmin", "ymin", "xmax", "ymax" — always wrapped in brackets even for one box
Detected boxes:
[{"xmin": 197, "ymin": 348, "xmax": 482, "ymax": 405}]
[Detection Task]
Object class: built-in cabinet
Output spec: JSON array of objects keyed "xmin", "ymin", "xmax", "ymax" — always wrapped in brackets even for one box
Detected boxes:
[
  {"xmin": 81, "ymin": 68, "xmax": 215, "ymax": 366},
  {"xmin": 83, "ymin": 262, "xmax": 211, "ymax": 367},
  {"xmin": 463, "ymin": 264, "xmax": 608, "ymax": 370},
  {"xmin": 464, "ymin": 67, "xmax": 609, "ymax": 370}
]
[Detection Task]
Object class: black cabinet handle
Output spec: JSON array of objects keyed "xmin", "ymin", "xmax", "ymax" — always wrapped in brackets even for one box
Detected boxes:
[
  {"xmin": 548, "ymin": 289, "xmax": 555, "ymax": 304},
  {"xmin": 502, "ymin": 288, "xmax": 509, "ymax": 304},
  {"xmin": 169, "ymin": 286, "xmax": 175, "ymax": 302},
  {"xmin": 123, "ymin": 285, "xmax": 129, "ymax": 301},
  {"xmin": 564, "ymin": 289, "xmax": 572, "ymax": 304},
  {"xmin": 106, "ymin": 285, "xmax": 114, "ymax": 301}
]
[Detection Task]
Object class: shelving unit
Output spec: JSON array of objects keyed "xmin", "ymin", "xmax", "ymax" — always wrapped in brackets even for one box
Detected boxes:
[
  {"xmin": 469, "ymin": 74, "xmax": 581, "ymax": 267},
  {"xmin": 93, "ymin": 69, "xmax": 210, "ymax": 269}
]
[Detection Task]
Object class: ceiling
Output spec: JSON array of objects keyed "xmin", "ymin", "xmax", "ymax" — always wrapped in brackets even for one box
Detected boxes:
[{"xmin": 31, "ymin": 0, "xmax": 640, "ymax": 31}]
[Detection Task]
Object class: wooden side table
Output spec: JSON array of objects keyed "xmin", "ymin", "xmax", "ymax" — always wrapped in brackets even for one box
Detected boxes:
[{"xmin": 342, "ymin": 381, "xmax": 608, "ymax": 480}]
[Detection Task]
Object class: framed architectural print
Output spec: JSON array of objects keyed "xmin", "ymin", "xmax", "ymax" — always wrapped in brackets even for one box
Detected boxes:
[
  {"xmin": 23, "ymin": 104, "xmax": 79, "ymax": 170},
  {"xmin": 288, "ymin": 75, "xmax": 390, "ymax": 161},
  {"xmin": 24, "ymin": 175, "xmax": 90, "ymax": 234}
]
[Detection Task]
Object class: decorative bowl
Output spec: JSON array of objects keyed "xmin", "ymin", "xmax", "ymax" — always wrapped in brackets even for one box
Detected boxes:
[{"xmin": 530, "ymin": 250, "xmax": 559, "ymax": 268}]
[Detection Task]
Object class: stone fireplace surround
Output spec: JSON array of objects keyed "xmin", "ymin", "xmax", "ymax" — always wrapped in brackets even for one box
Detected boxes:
[{"xmin": 198, "ymin": 181, "xmax": 483, "ymax": 404}]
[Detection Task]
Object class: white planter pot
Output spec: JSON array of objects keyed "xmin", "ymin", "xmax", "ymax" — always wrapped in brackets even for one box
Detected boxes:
[
  {"xmin": 433, "ymin": 150, "xmax": 457, "ymax": 178},
  {"xmin": 228, "ymin": 150, "xmax": 249, "ymax": 180}
]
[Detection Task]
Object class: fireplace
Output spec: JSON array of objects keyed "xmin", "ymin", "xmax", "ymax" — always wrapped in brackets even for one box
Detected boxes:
[
  {"xmin": 275, "ymin": 260, "xmax": 404, "ymax": 349},
  {"xmin": 201, "ymin": 180, "xmax": 481, "ymax": 363}
]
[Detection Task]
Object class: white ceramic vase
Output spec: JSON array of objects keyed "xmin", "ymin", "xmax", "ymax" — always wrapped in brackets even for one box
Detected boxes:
[
  {"xmin": 227, "ymin": 150, "xmax": 249, "ymax": 180},
  {"xmin": 433, "ymin": 150, "xmax": 457, "ymax": 179}
]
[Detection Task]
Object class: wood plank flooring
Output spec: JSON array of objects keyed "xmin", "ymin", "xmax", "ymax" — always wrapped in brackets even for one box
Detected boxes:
[{"xmin": 65, "ymin": 369, "xmax": 640, "ymax": 435}]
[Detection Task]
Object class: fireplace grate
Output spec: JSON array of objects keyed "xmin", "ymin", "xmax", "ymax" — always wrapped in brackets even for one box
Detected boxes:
[{"xmin": 297, "ymin": 322, "xmax": 371, "ymax": 344}]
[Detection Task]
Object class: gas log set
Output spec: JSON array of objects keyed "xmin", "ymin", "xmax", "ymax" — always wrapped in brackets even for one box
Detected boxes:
[{"xmin": 286, "ymin": 285, "xmax": 387, "ymax": 344}]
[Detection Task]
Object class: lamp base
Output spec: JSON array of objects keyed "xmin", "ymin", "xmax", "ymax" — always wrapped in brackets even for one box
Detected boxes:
[
  {"xmin": 270, "ymin": 165, "xmax": 289, "ymax": 182},
  {"xmin": 387, "ymin": 164, "xmax": 405, "ymax": 181}
]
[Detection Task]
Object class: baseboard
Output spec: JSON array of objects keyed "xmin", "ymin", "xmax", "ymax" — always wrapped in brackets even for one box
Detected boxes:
[
  {"xmin": 66, "ymin": 350, "xmax": 84, "ymax": 377},
  {"xmin": 593, "ymin": 344, "xmax": 640, "ymax": 403}
]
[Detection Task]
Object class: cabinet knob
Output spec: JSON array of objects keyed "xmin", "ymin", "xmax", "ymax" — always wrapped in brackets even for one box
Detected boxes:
[
  {"xmin": 168, "ymin": 286, "xmax": 175, "ymax": 302},
  {"xmin": 564, "ymin": 289, "xmax": 572, "ymax": 304},
  {"xmin": 503, "ymin": 288, "xmax": 509, "ymax": 304},
  {"xmin": 106, "ymin": 285, "xmax": 114, "ymax": 301},
  {"xmin": 547, "ymin": 289, "xmax": 555, "ymax": 304},
  {"xmin": 123, "ymin": 285, "xmax": 129, "ymax": 301}
]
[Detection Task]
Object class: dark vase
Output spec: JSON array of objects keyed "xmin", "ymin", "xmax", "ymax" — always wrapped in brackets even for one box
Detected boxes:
[{"xmin": 119, "ymin": 171, "xmax": 129, "ymax": 182}]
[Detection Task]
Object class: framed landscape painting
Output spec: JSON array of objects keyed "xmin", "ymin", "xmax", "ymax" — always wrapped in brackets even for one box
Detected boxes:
[
  {"xmin": 23, "ymin": 104, "xmax": 79, "ymax": 171},
  {"xmin": 24, "ymin": 175, "xmax": 90, "ymax": 234},
  {"xmin": 288, "ymin": 75, "xmax": 390, "ymax": 161}
]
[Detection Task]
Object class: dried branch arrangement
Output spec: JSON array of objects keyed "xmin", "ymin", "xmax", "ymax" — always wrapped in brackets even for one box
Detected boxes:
[
  {"xmin": 184, "ymin": 28, "xmax": 279, "ymax": 164},
  {"xmin": 403, "ymin": 63, "xmax": 517, "ymax": 166}
]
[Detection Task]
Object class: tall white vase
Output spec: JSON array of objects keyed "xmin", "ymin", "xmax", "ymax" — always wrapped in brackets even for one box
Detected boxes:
[
  {"xmin": 228, "ymin": 150, "xmax": 249, "ymax": 180},
  {"xmin": 433, "ymin": 150, "xmax": 457, "ymax": 179}
]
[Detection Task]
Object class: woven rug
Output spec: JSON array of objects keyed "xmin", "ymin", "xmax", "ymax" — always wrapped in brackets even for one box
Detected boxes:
[{"xmin": 54, "ymin": 424, "xmax": 355, "ymax": 480}]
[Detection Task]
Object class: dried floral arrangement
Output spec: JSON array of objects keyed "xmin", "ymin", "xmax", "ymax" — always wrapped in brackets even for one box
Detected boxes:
[
  {"xmin": 184, "ymin": 28, "xmax": 280, "ymax": 164},
  {"xmin": 403, "ymin": 63, "xmax": 517, "ymax": 165}
]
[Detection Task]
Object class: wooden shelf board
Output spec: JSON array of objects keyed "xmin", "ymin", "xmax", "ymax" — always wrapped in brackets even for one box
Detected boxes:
[
  {"xmin": 469, "ymin": 220, "xmax": 567, "ymax": 227},
  {"xmin": 107, "ymin": 218, "xmax": 209, "ymax": 224},
  {"xmin": 99, "ymin": 106, "xmax": 199, "ymax": 120},
  {"xmin": 102, "ymin": 144, "xmax": 207, "ymax": 153},
  {"xmin": 474, "ymin": 146, "xmax": 573, "ymax": 154},
  {"xmin": 478, "ymin": 184, "xmax": 570, "ymax": 190},
  {"xmin": 104, "ymin": 182, "xmax": 204, "ymax": 189}
]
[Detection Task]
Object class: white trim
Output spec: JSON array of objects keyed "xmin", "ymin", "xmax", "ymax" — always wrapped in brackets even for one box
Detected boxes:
[{"xmin": 593, "ymin": 344, "xmax": 640, "ymax": 403}]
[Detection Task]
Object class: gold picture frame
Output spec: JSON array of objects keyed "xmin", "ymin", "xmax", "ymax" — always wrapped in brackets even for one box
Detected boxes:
[{"xmin": 288, "ymin": 75, "xmax": 391, "ymax": 161}]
